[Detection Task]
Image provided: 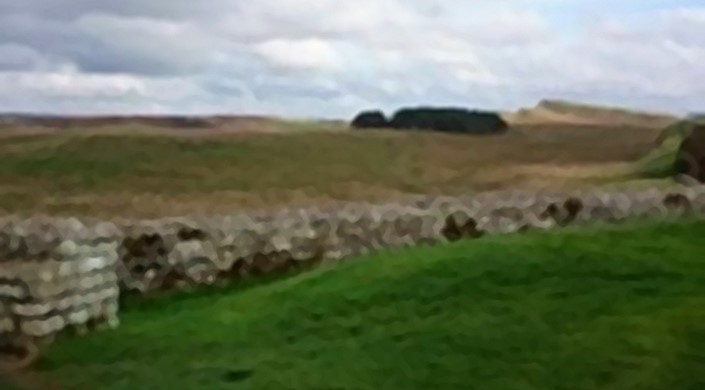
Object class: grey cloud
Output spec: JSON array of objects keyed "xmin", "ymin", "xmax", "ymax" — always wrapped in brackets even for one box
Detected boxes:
[
  {"xmin": 201, "ymin": 79, "xmax": 247, "ymax": 98},
  {"xmin": 0, "ymin": 14, "xmax": 82, "ymax": 52},
  {"xmin": 0, "ymin": 0, "xmax": 232, "ymax": 21},
  {"xmin": 250, "ymin": 79, "xmax": 343, "ymax": 101},
  {"xmin": 0, "ymin": 0, "xmax": 702, "ymax": 117},
  {"xmin": 0, "ymin": 44, "xmax": 47, "ymax": 71}
]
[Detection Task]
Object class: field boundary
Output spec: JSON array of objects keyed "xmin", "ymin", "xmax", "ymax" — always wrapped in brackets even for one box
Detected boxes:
[{"xmin": 1, "ymin": 184, "xmax": 704, "ymax": 368}]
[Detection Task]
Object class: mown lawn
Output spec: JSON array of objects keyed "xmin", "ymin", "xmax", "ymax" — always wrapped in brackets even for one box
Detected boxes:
[{"xmin": 6, "ymin": 219, "xmax": 705, "ymax": 390}]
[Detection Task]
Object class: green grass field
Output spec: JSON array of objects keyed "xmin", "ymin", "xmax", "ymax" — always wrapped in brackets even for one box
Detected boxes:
[{"xmin": 6, "ymin": 219, "xmax": 705, "ymax": 390}]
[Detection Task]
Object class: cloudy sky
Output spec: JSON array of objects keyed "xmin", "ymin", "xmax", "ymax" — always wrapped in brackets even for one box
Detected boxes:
[{"xmin": 0, "ymin": 0, "xmax": 703, "ymax": 119}]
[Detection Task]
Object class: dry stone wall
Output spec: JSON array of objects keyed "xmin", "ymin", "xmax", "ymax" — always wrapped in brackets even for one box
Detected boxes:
[
  {"xmin": 0, "ymin": 219, "xmax": 120, "ymax": 369},
  {"xmin": 2, "ymin": 185, "xmax": 705, "ymax": 366}
]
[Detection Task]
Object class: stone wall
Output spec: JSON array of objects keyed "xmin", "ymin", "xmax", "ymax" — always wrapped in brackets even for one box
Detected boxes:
[
  {"xmin": 0, "ymin": 222, "xmax": 120, "ymax": 368},
  {"xmin": 1, "ymin": 185, "xmax": 705, "ymax": 365}
]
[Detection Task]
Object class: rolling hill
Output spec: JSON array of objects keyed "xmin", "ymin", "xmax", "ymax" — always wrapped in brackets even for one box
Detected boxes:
[{"xmin": 503, "ymin": 100, "xmax": 681, "ymax": 129}]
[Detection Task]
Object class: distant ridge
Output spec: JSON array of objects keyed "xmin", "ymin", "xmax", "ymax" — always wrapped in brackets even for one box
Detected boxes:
[
  {"xmin": 503, "ymin": 99, "xmax": 681, "ymax": 128},
  {"xmin": 1, "ymin": 99, "xmax": 685, "ymax": 132},
  {"xmin": 0, "ymin": 114, "xmax": 281, "ymax": 129},
  {"xmin": 0, "ymin": 113, "xmax": 349, "ymax": 135}
]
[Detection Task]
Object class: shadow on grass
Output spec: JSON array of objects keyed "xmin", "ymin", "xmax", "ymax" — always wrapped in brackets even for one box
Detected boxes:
[{"xmin": 117, "ymin": 265, "xmax": 321, "ymax": 315}]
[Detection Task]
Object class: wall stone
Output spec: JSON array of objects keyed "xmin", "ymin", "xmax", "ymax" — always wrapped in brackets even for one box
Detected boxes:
[
  {"xmin": 0, "ymin": 221, "xmax": 120, "ymax": 369},
  {"xmin": 2, "ymin": 184, "xmax": 705, "ymax": 367}
]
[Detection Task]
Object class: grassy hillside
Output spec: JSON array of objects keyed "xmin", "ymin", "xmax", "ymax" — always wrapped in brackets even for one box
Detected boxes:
[
  {"xmin": 504, "ymin": 100, "xmax": 680, "ymax": 129},
  {"xmin": 636, "ymin": 121, "xmax": 697, "ymax": 178},
  {"xmin": 0, "ymin": 124, "xmax": 665, "ymax": 217},
  {"xmin": 6, "ymin": 219, "xmax": 705, "ymax": 390}
]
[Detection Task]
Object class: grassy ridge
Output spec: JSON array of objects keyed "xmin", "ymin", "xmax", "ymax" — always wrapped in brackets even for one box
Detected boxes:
[{"xmin": 8, "ymin": 219, "xmax": 705, "ymax": 390}]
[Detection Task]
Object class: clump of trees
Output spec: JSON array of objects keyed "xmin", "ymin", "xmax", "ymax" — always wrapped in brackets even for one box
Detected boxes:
[
  {"xmin": 350, "ymin": 107, "xmax": 508, "ymax": 135},
  {"xmin": 351, "ymin": 110, "xmax": 388, "ymax": 129}
]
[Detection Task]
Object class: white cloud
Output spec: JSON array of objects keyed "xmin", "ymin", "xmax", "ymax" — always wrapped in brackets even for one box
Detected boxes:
[
  {"xmin": 253, "ymin": 38, "xmax": 344, "ymax": 71},
  {"xmin": 0, "ymin": 71, "xmax": 145, "ymax": 98}
]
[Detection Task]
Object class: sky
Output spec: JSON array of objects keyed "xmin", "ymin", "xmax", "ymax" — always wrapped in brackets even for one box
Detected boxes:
[{"xmin": 0, "ymin": 0, "xmax": 703, "ymax": 119}]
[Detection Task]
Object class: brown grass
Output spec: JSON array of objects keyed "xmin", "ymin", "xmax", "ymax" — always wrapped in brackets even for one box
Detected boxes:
[
  {"xmin": 0, "ymin": 123, "xmax": 666, "ymax": 218},
  {"xmin": 503, "ymin": 100, "xmax": 680, "ymax": 129}
]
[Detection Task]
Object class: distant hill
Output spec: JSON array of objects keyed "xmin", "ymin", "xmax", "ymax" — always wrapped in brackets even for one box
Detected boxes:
[
  {"xmin": 0, "ymin": 114, "xmax": 347, "ymax": 135},
  {"xmin": 1, "ymin": 99, "xmax": 685, "ymax": 134},
  {"xmin": 0, "ymin": 114, "xmax": 274, "ymax": 129},
  {"xmin": 503, "ymin": 99, "xmax": 681, "ymax": 129}
]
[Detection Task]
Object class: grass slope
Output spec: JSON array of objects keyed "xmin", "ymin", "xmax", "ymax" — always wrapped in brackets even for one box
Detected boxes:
[
  {"xmin": 635, "ymin": 138, "xmax": 680, "ymax": 178},
  {"xmin": 8, "ymin": 219, "xmax": 705, "ymax": 390},
  {"xmin": 636, "ymin": 121, "xmax": 695, "ymax": 178}
]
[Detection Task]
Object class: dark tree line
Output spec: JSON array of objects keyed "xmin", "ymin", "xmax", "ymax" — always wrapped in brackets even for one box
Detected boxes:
[
  {"xmin": 351, "ymin": 111, "xmax": 388, "ymax": 129},
  {"xmin": 351, "ymin": 107, "xmax": 508, "ymax": 135}
]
